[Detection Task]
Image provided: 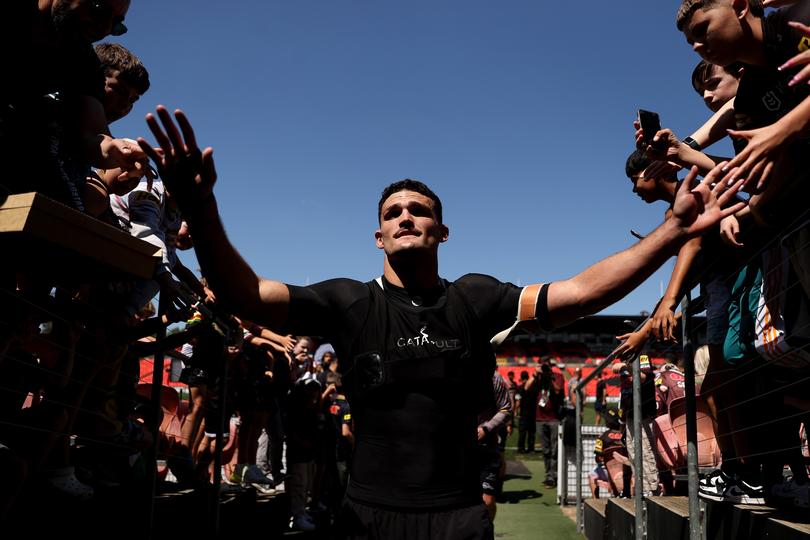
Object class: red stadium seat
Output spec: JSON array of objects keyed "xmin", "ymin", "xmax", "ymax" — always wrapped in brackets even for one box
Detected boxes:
[{"xmin": 668, "ymin": 396, "xmax": 721, "ymax": 469}]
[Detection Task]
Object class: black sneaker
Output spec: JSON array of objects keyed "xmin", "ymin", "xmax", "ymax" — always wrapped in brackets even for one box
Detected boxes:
[{"xmin": 698, "ymin": 469, "xmax": 764, "ymax": 505}]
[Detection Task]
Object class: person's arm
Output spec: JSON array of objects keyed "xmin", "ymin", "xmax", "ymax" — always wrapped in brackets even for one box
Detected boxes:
[
  {"xmin": 137, "ymin": 107, "xmax": 291, "ymax": 328},
  {"xmin": 172, "ymin": 259, "xmax": 208, "ymax": 299},
  {"xmin": 243, "ymin": 321, "xmax": 297, "ymax": 354},
  {"xmin": 543, "ymin": 164, "xmax": 745, "ymax": 329},
  {"xmin": 687, "ymin": 98, "xmax": 737, "ymax": 149},
  {"xmin": 635, "ymin": 124, "xmax": 728, "ymax": 175},
  {"xmin": 481, "ymin": 379, "xmax": 513, "ymax": 434},
  {"xmin": 650, "ymin": 236, "xmax": 701, "ymax": 341},
  {"xmin": 341, "ymin": 422, "xmax": 355, "ymax": 446},
  {"xmin": 79, "ymin": 95, "xmax": 149, "ymax": 173}
]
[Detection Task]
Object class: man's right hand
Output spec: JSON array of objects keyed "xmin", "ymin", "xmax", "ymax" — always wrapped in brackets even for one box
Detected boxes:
[{"xmin": 138, "ymin": 106, "xmax": 217, "ymax": 217}]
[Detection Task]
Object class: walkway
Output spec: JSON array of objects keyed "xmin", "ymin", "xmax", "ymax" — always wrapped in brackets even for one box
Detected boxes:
[{"xmin": 494, "ymin": 458, "xmax": 582, "ymax": 539}]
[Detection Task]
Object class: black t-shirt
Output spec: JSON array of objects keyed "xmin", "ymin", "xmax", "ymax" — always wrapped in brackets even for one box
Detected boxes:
[
  {"xmin": 595, "ymin": 379, "xmax": 607, "ymax": 404},
  {"xmin": 594, "ymin": 428, "xmax": 626, "ymax": 462},
  {"xmin": 733, "ymin": 8, "xmax": 810, "ymax": 150},
  {"xmin": 329, "ymin": 394, "xmax": 353, "ymax": 462},
  {"xmin": 285, "ymin": 273, "xmax": 533, "ymax": 510}
]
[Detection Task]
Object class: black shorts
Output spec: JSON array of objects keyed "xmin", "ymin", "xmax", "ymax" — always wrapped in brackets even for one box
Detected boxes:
[{"xmin": 337, "ymin": 498, "xmax": 493, "ymax": 540}]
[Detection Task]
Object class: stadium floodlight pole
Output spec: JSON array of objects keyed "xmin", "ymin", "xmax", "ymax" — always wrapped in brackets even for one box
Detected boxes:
[
  {"xmin": 575, "ymin": 386, "xmax": 583, "ymax": 532},
  {"xmin": 631, "ymin": 352, "xmax": 644, "ymax": 540},
  {"xmin": 681, "ymin": 293, "xmax": 701, "ymax": 540}
]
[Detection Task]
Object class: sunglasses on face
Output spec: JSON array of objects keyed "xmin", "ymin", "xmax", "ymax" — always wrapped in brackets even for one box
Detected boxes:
[{"xmin": 90, "ymin": 0, "xmax": 128, "ymax": 36}]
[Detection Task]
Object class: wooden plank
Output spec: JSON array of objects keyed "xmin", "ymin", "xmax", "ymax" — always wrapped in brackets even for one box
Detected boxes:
[
  {"xmin": 609, "ymin": 498, "xmax": 636, "ymax": 516},
  {"xmin": 585, "ymin": 498, "xmax": 609, "ymax": 540},
  {"xmin": 606, "ymin": 499, "xmax": 635, "ymax": 540},
  {"xmin": 586, "ymin": 498, "xmax": 609, "ymax": 517},
  {"xmin": 647, "ymin": 496, "xmax": 690, "ymax": 517},
  {"xmin": 646, "ymin": 497, "xmax": 689, "ymax": 540},
  {"xmin": 0, "ymin": 192, "xmax": 159, "ymax": 279},
  {"xmin": 768, "ymin": 516, "xmax": 810, "ymax": 535}
]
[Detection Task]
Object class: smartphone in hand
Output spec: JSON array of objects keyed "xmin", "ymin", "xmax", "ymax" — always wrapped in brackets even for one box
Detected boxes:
[{"xmin": 637, "ymin": 109, "xmax": 661, "ymax": 146}]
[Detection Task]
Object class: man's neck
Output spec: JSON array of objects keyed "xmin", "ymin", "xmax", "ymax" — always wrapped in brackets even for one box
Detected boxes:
[
  {"xmin": 382, "ymin": 254, "xmax": 440, "ymax": 291},
  {"xmin": 737, "ymin": 15, "xmax": 767, "ymax": 66}
]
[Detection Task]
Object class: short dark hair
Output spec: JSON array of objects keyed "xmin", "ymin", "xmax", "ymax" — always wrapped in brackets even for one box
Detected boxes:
[
  {"xmin": 95, "ymin": 42, "xmax": 150, "ymax": 95},
  {"xmin": 378, "ymin": 179, "xmax": 443, "ymax": 224},
  {"xmin": 625, "ymin": 149, "xmax": 651, "ymax": 178},
  {"xmin": 677, "ymin": 0, "xmax": 764, "ymax": 31},
  {"xmin": 690, "ymin": 60, "xmax": 743, "ymax": 95}
]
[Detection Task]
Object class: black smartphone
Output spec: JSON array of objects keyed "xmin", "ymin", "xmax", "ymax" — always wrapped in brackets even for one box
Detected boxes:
[{"xmin": 637, "ymin": 109, "xmax": 661, "ymax": 145}]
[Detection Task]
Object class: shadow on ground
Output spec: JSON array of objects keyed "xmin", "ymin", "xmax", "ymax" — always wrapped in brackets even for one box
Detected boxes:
[{"xmin": 499, "ymin": 489, "xmax": 542, "ymax": 504}]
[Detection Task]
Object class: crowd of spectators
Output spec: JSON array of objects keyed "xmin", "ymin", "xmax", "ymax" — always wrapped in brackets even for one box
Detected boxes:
[{"xmin": 576, "ymin": 0, "xmax": 810, "ymax": 512}]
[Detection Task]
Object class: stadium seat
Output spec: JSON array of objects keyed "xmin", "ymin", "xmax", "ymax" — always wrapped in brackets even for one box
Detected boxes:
[
  {"xmin": 669, "ymin": 396, "xmax": 721, "ymax": 468},
  {"xmin": 652, "ymin": 412, "xmax": 682, "ymax": 470},
  {"xmin": 603, "ymin": 449, "xmax": 627, "ymax": 496}
]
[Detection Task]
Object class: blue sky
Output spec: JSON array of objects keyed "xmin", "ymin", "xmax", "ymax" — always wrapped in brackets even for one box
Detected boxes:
[{"xmin": 112, "ymin": 1, "xmax": 739, "ymax": 316}]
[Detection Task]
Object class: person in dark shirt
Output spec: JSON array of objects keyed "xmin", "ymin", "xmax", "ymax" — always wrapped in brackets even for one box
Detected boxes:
[
  {"xmin": 1, "ymin": 0, "xmax": 148, "ymax": 210},
  {"xmin": 516, "ymin": 371, "xmax": 537, "ymax": 453},
  {"xmin": 138, "ymin": 109, "xmax": 745, "ymax": 540},
  {"xmin": 477, "ymin": 372, "xmax": 512, "ymax": 521},
  {"xmin": 527, "ymin": 361, "xmax": 564, "ymax": 487},
  {"xmin": 590, "ymin": 408, "xmax": 628, "ymax": 498}
]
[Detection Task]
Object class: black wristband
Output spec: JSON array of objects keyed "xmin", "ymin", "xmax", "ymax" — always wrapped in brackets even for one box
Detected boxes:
[{"xmin": 682, "ymin": 136, "xmax": 701, "ymax": 151}]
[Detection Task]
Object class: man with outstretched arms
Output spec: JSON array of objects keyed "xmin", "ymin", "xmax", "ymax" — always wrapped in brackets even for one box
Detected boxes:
[{"xmin": 137, "ymin": 106, "xmax": 745, "ymax": 540}]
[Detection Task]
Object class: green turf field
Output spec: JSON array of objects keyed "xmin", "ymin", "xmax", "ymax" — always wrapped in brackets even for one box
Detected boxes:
[
  {"xmin": 493, "ymin": 458, "xmax": 582, "ymax": 539},
  {"xmin": 492, "ymin": 404, "xmax": 599, "ymax": 538}
]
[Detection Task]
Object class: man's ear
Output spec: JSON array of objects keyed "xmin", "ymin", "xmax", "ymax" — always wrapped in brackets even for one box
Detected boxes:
[
  {"xmin": 732, "ymin": 0, "xmax": 749, "ymax": 19},
  {"xmin": 440, "ymin": 224, "xmax": 449, "ymax": 243},
  {"xmin": 375, "ymin": 229, "xmax": 384, "ymax": 249}
]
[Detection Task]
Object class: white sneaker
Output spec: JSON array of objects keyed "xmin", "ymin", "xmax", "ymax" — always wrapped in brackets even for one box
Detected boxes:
[
  {"xmin": 698, "ymin": 469, "xmax": 764, "ymax": 505},
  {"xmin": 291, "ymin": 514, "xmax": 317, "ymax": 531}
]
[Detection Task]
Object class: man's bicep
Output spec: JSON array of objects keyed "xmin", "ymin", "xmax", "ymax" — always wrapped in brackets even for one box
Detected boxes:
[
  {"xmin": 254, "ymin": 278, "xmax": 292, "ymax": 329},
  {"xmin": 545, "ymin": 280, "xmax": 584, "ymax": 329},
  {"xmin": 284, "ymin": 278, "xmax": 367, "ymax": 337}
]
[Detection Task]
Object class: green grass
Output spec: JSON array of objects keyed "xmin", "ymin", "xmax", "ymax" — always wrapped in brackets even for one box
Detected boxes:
[{"xmin": 494, "ymin": 457, "xmax": 582, "ymax": 539}]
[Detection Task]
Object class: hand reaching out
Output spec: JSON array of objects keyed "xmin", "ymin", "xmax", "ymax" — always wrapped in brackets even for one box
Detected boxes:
[
  {"xmin": 720, "ymin": 121, "xmax": 791, "ymax": 192},
  {"xmin": 777, "ymin": 22, "xmax": 810, "ymax": 86},
  {"xmin": 650, "ymin": 299, "xmax": 678, "ymax": 342},
  {"xmin": 719, "ymin": 215, "xmax": 744, "ymax": 248},
  {"xmin": 137, "ymin": 106, "xmax": 217, "ymax": 216},
  {"xmin": 670, "ymin": 163, "xmax": 747, "ymax": 237},
  {"xmin": 614, "ymin": 329, "xmax": 649, "ymax": 360}
]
